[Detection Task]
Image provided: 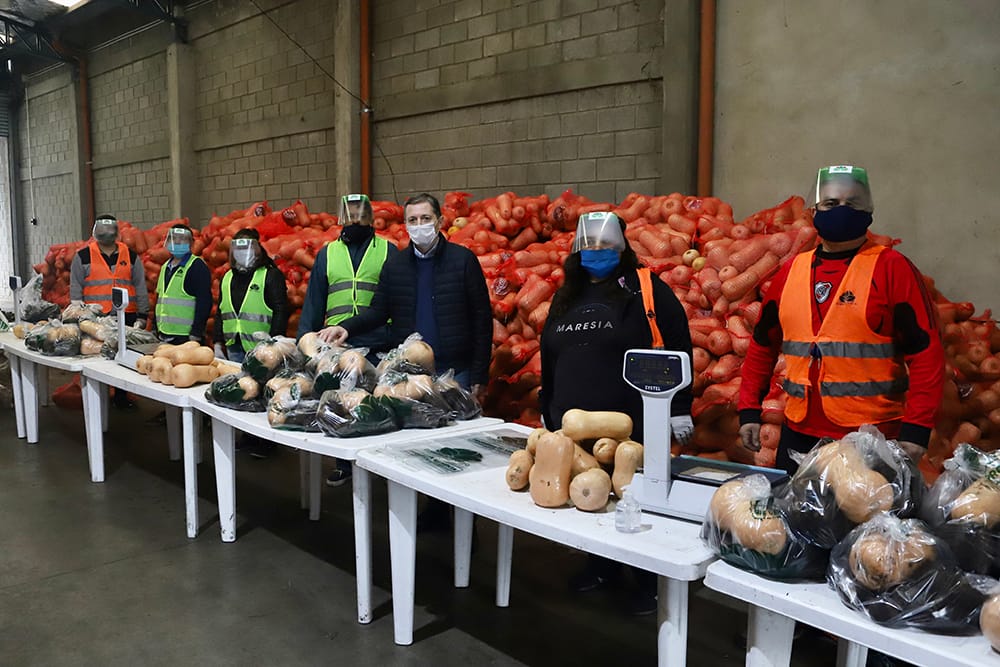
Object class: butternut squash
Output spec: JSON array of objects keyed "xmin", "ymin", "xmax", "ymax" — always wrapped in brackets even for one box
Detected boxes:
[
  {"xmin": 297, "ymin": 331, "xmax": 325, "ymax": 358},
  {"xmin": 612, "ymin": 440, "xmax": 644, "ymax": 498},
  {"xmin": 136, "ymin": 355, "xmax": 155, "ymax": 375},
  {"xmin": 569, "ymin": 468, "xmax": 612, "ymax": 512},
  {"xmin": 169, "ymin": 346, "xmax": 215, "ymax": 366},
  {"xmin": 561, "ymin": 408, "xmax": 633, "ymax": 442},
  {"xmin": 821, "ymin": 443, "xmax": 893, "ymax": 523},
  {"xmin": 571, "ymin": 443, "xmax": 600, "ymax": 478},
  {"xmin": 981, "ymin": 593, "xmax": 1000, "ymax": 653},
  {"xmin": 528, "ymin": 431, "xmax": 575, "ymax": 507},
  {"xmin": 526, "ymin": 427, "xmax": 548, "ymax": 457},
  {"xmin": 212, "ymin": 359, "xmax": 242, "ymax": 377},
  {"xmin": 950, "ymin": 478, "xmax": 1000, "ymax": 527},
  {"xmin": 80, "ymin": 336, "xmax": 103, "ymax": 356},
  {"xmin": 708, "ymin": 478, "xmax": 787, "ymax": 555},
  {"xmin": 153, "ymin": 340, "xmax": 199, "ymax": 360},
  {"xmin": 171, "ymin": 363, "xmax": 220, "ymax": 388},
  {"xmin": 592, "ymin": 438, "xmax": 619, "ymax": 465},
  {"xmin": 506, "ymin": 450, "xmax": 534, "ymax": 491},
  {"xmin": 401, "ymin": 339, "xmax": 435, "ymax": 372},
  {"xmin": 238, "ymin": 376, "xmax": 260, "ymax": 400},
  {"xmin": 148, "ymin": 358, "xmax": 173, "ymax": 384},
  {"xmin": 848, "ymin": 525, "xmax": 936, "ymax": 591}
]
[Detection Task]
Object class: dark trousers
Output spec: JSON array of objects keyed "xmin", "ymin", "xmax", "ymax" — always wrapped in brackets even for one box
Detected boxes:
[{"xmin": 775, "ymin": 424, "xmax": 826, "ymax": 475}]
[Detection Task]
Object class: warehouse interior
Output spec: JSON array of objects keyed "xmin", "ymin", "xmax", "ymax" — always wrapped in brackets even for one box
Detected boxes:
[{"xmin": 1, "ymin": 1, "xmax": 999, "ymax": 665}]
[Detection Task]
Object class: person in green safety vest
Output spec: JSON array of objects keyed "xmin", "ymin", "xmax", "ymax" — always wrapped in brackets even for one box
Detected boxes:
[
  {"xmin": 297, "ymin": 194, "xmax": 398, "ymax": 486},
  {"xmin": 213, "ymin": 228, "xmax": 289, "ymax": 364},
  {"xmin": 153, "ymin": 224, "xmax": 213, "ymax": 344}
]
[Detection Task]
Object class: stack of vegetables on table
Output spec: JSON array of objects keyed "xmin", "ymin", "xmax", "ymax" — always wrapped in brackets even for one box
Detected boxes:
[
  {"xmin": 504, "ymin": 408, "xmax": 642, "ymax": 513},
  {"xmin": 135, "ymin": 341, "xmax": 240, "ymax": 388},
  {"xmin": 702, "ymin": 429, "xmax": 1000, "ymax": 637},
  {"xmin": 16, "ymin": 302, "xmax": 115, "ymax": 356},
  {"xmin": 31, "ymin": 190, "xmax": 997, "ymax": 474},
  {"xmin": 203, "ymin": 332, "xmax": 482, "ymax": 436}
]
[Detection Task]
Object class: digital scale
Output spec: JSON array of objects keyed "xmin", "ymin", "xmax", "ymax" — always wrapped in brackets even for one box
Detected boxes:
[
  {"xmin": 9, "ymin": 275, "xmax": 23, "ymax": 325},
  {"xmin": 622, "ymin": 348, "xmax": 788, "ymax": 523},
  {"xmin": 112, "ymin": 287, "xmax": 158, "ymax": 371}
]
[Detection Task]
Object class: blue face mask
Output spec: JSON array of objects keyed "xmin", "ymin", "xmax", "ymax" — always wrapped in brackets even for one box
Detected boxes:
[
  {"xmin": 812, "ymin": 205, "xmax": 873, "ymax": 243},
  {"xmin": 167, "ymin": 243, "xmax": 190, "ymax": 258},
  {"xmin": 580, "ymin": 248, "xmax": 620, "ymax": 279}
]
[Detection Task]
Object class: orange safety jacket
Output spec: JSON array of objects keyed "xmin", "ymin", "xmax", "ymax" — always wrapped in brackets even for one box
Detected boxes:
[
  {"xmin": 83, "ymin": 241, "xmax": 137, "ymax": 313},
  {"xmin": 778, "ymin": 242, "xmax": 907, "ymax": 426}
]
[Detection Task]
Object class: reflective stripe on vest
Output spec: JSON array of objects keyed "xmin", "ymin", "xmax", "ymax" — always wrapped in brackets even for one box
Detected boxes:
[
  {"xmin": 220, "ymin": 267, "xmax": 273, "ymax": 352},
  {"xmin": 324, "ymin": 237, "xmax": 388, "ymax": 325},
  {"xmin": 83, "ymin": 241, "xmax": 136, "ymax": 314},
  {"xmin": 778, "ymin": 242, "xmax": 907, "ymax": 426},
  {"xmin": 155, "ymin": 255, "xmax": 201, "ymax": 336}
]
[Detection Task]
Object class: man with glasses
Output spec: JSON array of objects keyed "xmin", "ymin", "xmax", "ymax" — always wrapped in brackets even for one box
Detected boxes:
[
  {"xmin": 298, "ymin": 194, "xmax": 398, "ymax": 486},
  {"xmin": 737, "ymin": 165, "xmax": 944, "ymax": 472},
  {"xmin": 153, "ymin": 223, "xmax": 213, "ymax": 344}
]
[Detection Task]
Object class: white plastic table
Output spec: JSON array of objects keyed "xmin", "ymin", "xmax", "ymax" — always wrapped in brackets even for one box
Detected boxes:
[
  {"xmin": 703, "ymin": 560, "xmax": 999, "ymax": 667},
  {"xmin": 1, "ymin": 335, "xmax": 106, "ymax": 444},
  {"xmin": 355, "ymin": 437, "xmax": 717, "ymax": 665},
  {"xmin": 81, "ymin": 359, "xmax": 209, "ymax": 538},
  {"xmin": 190, "ymin": 392, "xmax": 501, "ymax": 626}
]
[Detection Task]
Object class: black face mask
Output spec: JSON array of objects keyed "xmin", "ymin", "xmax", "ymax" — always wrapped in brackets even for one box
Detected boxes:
[
  {"xmin": 812, "ymin": 205, "xmax": 873, "ymax": 243},
  {"xmin": 340, "ymin": 223, "xmax": 374, "ymax": 245}
]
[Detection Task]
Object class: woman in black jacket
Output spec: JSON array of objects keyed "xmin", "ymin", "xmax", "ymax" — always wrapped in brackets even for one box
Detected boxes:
[{"xmin": 540, "ymin": 212, "xmax": 694, "ymax": 615}]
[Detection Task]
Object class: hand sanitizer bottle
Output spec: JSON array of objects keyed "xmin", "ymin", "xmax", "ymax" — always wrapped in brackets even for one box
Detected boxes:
[{"xmin": 615, "ymin": 485, "xmax": 642, "ymax": 533}]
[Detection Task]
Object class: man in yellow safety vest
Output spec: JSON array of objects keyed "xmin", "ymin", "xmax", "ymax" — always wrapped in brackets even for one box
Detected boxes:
[{"xmin": 154, "ymin": 224, "xmax": 212, "ymax": 344}]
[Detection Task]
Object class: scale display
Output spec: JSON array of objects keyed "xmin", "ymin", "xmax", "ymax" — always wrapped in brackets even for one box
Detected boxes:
[{"xmin": 623, "ymin": 351, "xmax": 687, "ymax": 394}]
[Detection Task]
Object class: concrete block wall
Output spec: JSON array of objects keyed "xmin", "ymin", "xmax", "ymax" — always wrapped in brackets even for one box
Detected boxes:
[
  {"xmin": 16, "ymin": 68, "xmax": 82, "ymax": 267},
  {"xmin": 90, "ymin": 53, "xmax": 171, "ymax": 226},
  {"xmin": 189, "ymin": 0, "xmax": 340, "ymax": 222},
  {"xmin": 371, "ymin": 0, "xmax": 664, "ymax": 203}
]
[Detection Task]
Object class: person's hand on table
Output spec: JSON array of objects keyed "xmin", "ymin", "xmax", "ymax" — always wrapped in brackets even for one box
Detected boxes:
[
  {"xmin": 739, "ymin": 422, "xmax": 762, "ymax": 452},
  {"xmin": 134, "ymin": 318, "xmax": 147, "ymax": 330},
  {"xmin": 318, "ymin": 325, "xmax": 348, "ymax": 345},
  {"xmin": 670, "ymin": 415, "xmax": 694, "ymax": 446}
]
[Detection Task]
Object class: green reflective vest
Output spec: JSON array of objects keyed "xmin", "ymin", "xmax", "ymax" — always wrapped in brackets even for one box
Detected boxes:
[
  {"xmin": 220, "ymin": 267, "xmax": 273, "ymax": 352},
  {"xmin": 155, "ymin": 255, "xmax": 202, "ymax": 337},
  {"xmin": 324, "ymin": 236, "xmax": 389, "ymax": 325}
]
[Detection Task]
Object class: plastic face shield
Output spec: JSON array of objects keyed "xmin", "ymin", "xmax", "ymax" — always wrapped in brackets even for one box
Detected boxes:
[
  {"xmin": 339, "ymin": 194, "xmax": 372, "ymax": 226},
  {"xmin": 165, "ymin": 227, "xmax": 193, "ymax": 248},
  {"xmin": 571, "ymin": 212, "xmax": 627, "ymax": 253},
  {"xmin": 812, "ymin": 165, "xmax": 874, "ymax": 212},
  {"xmin": 92, "ymin": 218, "xmax": 119, "ymax": 241},
  {"xmin": 230, "ymin": 237, "xmax": 259, "ymax": 271}
]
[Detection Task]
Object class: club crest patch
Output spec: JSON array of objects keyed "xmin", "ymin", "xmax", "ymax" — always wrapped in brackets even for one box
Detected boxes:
[
  {"xmin": 814, "ymin": 281, "xmax": 832, "ymax": 303},
  {"xmin": 839, "ymin": 290, "xmax": 856, "ymax": 304}
]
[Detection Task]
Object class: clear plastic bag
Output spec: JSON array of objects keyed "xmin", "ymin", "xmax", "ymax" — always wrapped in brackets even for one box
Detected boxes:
[
  {"xmin": 434, "ymin": 369, "xmax": 482, "ymax": 420},
  {"xmin": 315, "ymin": 389, "xmax": 399, "ymax": 438},
  {"xmin": 296, "ymin": 331, "xmax": 339, "ymax": 362},
  {"xmin": 776, "ymin": 426, "xmax": 924, "ymax": 549},
  {"xmin": 374, "ymin": 371, "xmax": 453, "ymax": 411},
  {"xmin": 701, "ymin": 475, "xmax": 829, "ymax": 580},
  {"xmin": 919, "ymin": 444, "xmax": 1000, "ymax": 576},
  {"xmin": 308, "ymin": 346, "xmax": 375, "ymax": 394},
  {"xmin": 24, "ymin": 320, "xmax": 82, "ymax": 356},
  {"xmin": 982, "ymin": 586, "xmax": 1000, "ymax": 652},
  {"xmin": 77, "ymin": 315, "xmax": 116, "ymax": 342},
  {"xmin": 241, "ymin": 335, "xmax": 304, "ymax": 383},
  {"xmin": 264, "ymin": 370, "xmax": 315, "ymax": 401},
  {"xmin": 204, "ymin": 373, "xmax": 265, "ymax": 412},
  {"xmin": 267, "ymin": 383, "xmax": 320, "ymax": 431},
  {"xmin": 375, "ymin": 332, "xmax": 436, "ymax": 377},
  {"xmin": 827, "ymin": 513, "xmax": 987, "ymax": 634},
  {"xmin": 20, "ymin": 274, "xmax": 60, "ymax": 323},
  {"xmin": 60, "ymin": 301, "xmax": 104, "ymax": 323}
]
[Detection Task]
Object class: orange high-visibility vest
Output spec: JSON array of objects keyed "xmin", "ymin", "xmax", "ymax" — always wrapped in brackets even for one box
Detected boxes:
[
  {"xmin": 83, "ymin": 241, "xmax": 137, "ymax": 314},
  {"xmin": 778, "ymin": 242, "xmax": 907, "ymax": 426}
]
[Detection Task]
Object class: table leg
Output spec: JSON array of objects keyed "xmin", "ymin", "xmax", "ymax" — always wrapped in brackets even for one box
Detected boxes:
[
  {"xmin": 387, "ymin": 479, "xmax": 418, "ymax": 646},
  {"xmin": 9, "ymin": 355, "xmax": 25, "ymax": 439},
  {"xmin": 656, "ymin": 577, "xmax": 689, "ymax": 667},
  {"xmin": 37, "ymin": 365, "xmax": 48, "ymax": 407},
  {"xmin": 82, "ymin": 377, "xmax": 105, "ymax": 483},
  {"xmin": 193, "ymin": 413, "xmax": 203, "ymax": 465},
  {"xmin": 495, "ymin": 524, "xmax": 513, "ymax": 608},
  {"xmin": 182, "ymin": 407, "xmax": 199, "ymax": 539},
  {"xmin": 298, "ymin": 451, "xmax": 309, "ymax": 510},
  {"xmin": 352, "ymin": 466, "xmax": 372, "ymax": 624},
  {"xmin": 100, "ymin": 384, "xmax": 109, "ymax": 433},
  {"xmin": 165, "ymin": 405, "xmax": 181, "ymax": 461},
  {"xmin": 454, "ymin": 507, "xmax": 473, "ymax": 588},
  {"xmin": 309, "ymin": 452, "xmax": 321, "ymax": 521},
  {"xmin": 22, "ymin": 359, "xmax": 39, "ymax": 444},
  {"xmin": 835, "ymin": 639, "xmax": 867, "ymax": 667},
  {"xmin": 211, "ymin": 418, "xmax": 236, "ymax": 542},
  {"xmin": 745, "ymin": 606, "xmax": 796, "ymax": 667}
]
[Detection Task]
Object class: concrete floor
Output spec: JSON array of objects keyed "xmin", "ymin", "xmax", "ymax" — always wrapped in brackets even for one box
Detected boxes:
[{"xmin": 0, "ymin": 370, "xmax": 845, "ymax": 666}]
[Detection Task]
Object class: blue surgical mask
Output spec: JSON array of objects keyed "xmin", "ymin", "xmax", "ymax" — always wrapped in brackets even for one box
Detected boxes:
[
  {"xmin": 812, "ymin": 205, "xmax": 873, "ymax": 243},
  {"xmin": 167, "ymin": 243, "xmax": 190, "ymax": 258},
  {"xmin": 580, "ymin": 248, "xmax": 620, "ymax": 279}
]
